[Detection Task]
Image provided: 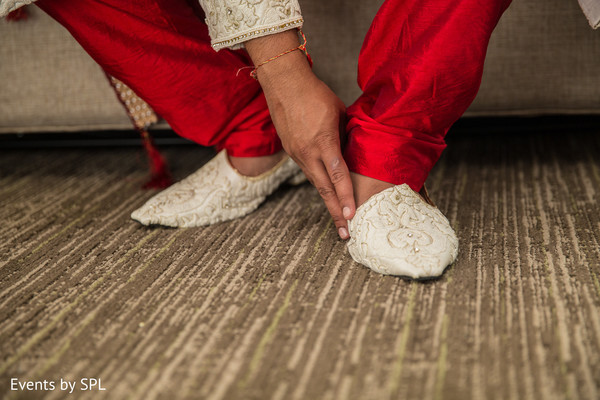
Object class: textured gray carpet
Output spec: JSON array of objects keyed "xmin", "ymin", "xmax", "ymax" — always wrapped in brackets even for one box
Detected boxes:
[{"xmin": 1, "ymin": 130, "xmax": 600, "ymax": 400}]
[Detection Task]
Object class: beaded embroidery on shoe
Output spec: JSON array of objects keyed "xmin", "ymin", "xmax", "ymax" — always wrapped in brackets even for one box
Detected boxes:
[
  {"xmin": 131, "ymin": 150, "xmax": 301, "ymax": 228},
  {"xmin": 346, "ymin": 184, "xmax": 458, "ymax": 279}
]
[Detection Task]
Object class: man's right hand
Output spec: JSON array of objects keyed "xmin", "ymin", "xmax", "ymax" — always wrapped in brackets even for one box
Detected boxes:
[{"xmin": 245, "ymin": 31, "xmax": 356, "ymax": 239}]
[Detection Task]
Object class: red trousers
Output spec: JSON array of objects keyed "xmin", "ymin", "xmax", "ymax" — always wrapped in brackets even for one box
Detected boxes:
[{"xmin": 37, "ymin": 0, "xmax": 510, "ymax": 191}]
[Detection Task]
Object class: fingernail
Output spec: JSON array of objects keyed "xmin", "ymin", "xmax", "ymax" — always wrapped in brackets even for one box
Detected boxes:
[
  {"xmin": 342, "ymin": 207, "xmax": 352, "ymax": 219},
  {"xmin": 338, "ymin": 227, "xmax": 349, "ymax": 239}
]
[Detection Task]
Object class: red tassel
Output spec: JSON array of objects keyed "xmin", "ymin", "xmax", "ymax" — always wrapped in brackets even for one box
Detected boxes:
[
  {"xmin": 140, "ymin": 130, "xmax": 173, "ymax": 189},
  {"xmin": 104, "ymin": 73, "xmax": 172, "ymax": 190},
  {"xmin": 6, "ymin": 7, "xmax": 28, "ymax": 21}
]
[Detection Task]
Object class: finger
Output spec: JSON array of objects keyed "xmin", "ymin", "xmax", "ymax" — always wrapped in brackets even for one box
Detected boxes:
[
  {"xmin": 288, "ymin": 154, "xmax": 315, "ymax": 187},
  {"xmin": 309, "ymin": 162, "xmax": 350, "ymax": 240},
  {"xmin": 321, "ymin": 149, "xmax": 356, "ymax": 222}
]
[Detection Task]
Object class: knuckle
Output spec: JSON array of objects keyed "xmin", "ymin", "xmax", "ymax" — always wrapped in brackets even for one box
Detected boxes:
[
  {"xmin": 317, "ymin": 185, "xmax": 336, "ymax": 199},
  {"xmin": 313, "ymin": 132, "xmax": 337, "ymax": 149},
  {"xmin": 331, "ymin": 214, "xmax": 345, "ymax": 225},
  {"xmin": 330, "ymin": 169, "xmax": 347, "ymax": 185},
  {"xmin": 297, "ymin": 144, "xmax": 313, "ymax": 159}
]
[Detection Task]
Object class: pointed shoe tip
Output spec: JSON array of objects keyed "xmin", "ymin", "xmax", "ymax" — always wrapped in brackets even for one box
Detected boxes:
[{"xmin": 130, "ymin": 209, "xmax": 152, "ymax": 226}]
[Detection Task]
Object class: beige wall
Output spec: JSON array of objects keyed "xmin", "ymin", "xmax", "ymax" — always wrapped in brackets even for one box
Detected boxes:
[{"xmin": 1, "ymin": 0, "xmax": 599, "ymax": 133}]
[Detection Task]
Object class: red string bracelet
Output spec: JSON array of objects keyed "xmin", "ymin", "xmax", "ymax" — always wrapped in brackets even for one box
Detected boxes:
[{"xmin": 250, "ymin": 29, "xmax": 313, "ymax": 80}]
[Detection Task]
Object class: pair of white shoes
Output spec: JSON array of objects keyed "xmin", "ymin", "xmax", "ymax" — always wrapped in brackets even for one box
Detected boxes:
[{"xmin": 131, "ymin": 150, "xmax": 458, "ymax": 279}]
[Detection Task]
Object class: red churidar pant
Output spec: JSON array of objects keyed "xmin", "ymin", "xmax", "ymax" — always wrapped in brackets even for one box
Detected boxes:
[
  {"xmin": 36, "ymin": 0, "xmax": 282, "ymax": 157},
  {"xmin": 37, "ymin": 0, "xmax": 511, "ymax": 192},
  {"xmin": 346, "ymin": 0, "xmax": 512, "ymax": 190}
]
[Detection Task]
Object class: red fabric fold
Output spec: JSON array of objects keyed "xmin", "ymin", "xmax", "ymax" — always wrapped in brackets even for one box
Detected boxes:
[
  {"xmin": 345, "ymin": 0, "xmax": 512, "ymax": 190},
  {"xmin": 36, "ymin": 0, "xmax": 281, "ymax": 158}
]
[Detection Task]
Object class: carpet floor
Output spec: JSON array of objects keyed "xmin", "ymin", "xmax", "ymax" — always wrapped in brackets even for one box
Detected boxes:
[{"xmin": 1, "ymin": 130, "xmax": 599, "ymax": 400}]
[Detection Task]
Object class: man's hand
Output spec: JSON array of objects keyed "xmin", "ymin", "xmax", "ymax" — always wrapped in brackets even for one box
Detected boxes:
[{"xmin": 246, "ymin": 30, "xmax": 356, "ymax": 239}]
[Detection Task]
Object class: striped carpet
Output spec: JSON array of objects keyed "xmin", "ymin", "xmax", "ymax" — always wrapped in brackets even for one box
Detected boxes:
[{"xmin": 1, "ymin": 130, "xmax": 600, "ymax": 400}]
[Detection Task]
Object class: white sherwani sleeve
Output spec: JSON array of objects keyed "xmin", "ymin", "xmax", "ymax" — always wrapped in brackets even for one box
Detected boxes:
[
  {"xmin": 0, "ymin": 0, "xmax": 35, "ymax": 17},
  {"xmin": 197, "ymin": 0, "xmax": 304, "ymax": 51}
]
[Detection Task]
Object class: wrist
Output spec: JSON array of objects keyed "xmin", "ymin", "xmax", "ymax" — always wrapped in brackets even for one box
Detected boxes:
[
  {"xmin": 256, "ymin": 50, "xmax": 313, "ymax": 86},
  {"xmin": 245, "ymin": 29, "xmax": 313, "ymax": 87},
  {"xmin": 245, "ymin": 30, "xmax": 301, "ymax": 64}
]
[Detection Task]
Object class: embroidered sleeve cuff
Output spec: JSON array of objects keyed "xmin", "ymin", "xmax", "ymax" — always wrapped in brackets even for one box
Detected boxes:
[
  {"xmin": 211, "ymin": 17, "xmax": 303, "ymax": 51},
  {"xmin": 199, "ymin": 0, "xmax": 304, "ymax": 51}
]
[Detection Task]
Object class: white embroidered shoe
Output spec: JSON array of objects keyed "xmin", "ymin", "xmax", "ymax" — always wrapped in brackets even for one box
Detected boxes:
[
  {"xmin": 131, "ymin": 150, "xmax": 303, "ymax": 227},
  {"xmin": 346, "ymin": 184, "xmax": 458, "ymax": 279}
]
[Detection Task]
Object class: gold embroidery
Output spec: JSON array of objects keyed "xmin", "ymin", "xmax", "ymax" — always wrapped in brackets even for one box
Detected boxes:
[
  {"xmin": 199, "ymin": 0, "xmax": 303, "ymax": 51},
  {"xmin": 212, "ymin": 18, "xmax": 303, "ymax": 50}
]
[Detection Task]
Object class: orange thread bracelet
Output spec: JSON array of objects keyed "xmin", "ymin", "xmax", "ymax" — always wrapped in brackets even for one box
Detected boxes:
[{"xmin": 250, "ymin": 30, "xmax": 313, "ymax": 80}]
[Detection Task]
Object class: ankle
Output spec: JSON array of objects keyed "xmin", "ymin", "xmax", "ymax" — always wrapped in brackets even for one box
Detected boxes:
[
  {"xmin": 228, "ymin": 151, "xmax": 287, "ymax": 177},
  {"xmin": 350, "ymin": 172, "xmax": 394, "ymax": 208}
]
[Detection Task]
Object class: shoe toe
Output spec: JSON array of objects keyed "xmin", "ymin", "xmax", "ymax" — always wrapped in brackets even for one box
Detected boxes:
[
  {"xmin": 347, "ymin": 184, "xmax": 458, "ymax": 279},
  {"xmin": 130, "ymin": 205, "xmax": 178, "ymax": 227},
  {"xmin": 130, "ymin": 207, "xmax": 151, "ymax": 225}
]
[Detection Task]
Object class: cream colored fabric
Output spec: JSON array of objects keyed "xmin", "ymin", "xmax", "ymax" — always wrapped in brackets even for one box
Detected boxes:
[
  {"xmin": 0, "ymin": 0, "xmax": 303, "ymax": 50},
  {"xmin": 198, "ymin": 0, "xmax": 303, "ymax": 51},
  {"xmin": 0, "ymin": 0, "xmax": 34, "ymax": 17},
  {"xmin": 347, "ymin": 185, "xmax": 458, "ymax": 279},
  {"xmin": 578, "ymin": 0, "xmax": 600, "ymax": 28},
  {"xmin": 131, "ymin": 150, "xmax": 303, "ymax": 227}
]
